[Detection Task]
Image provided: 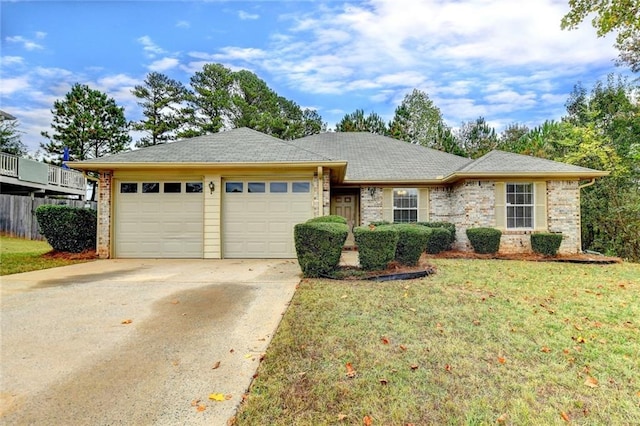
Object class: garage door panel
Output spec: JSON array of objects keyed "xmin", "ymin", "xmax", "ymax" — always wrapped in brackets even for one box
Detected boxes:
[
  {"xmin": 223, "ymin": 179, "xmax": 312, "ymax": 258},
  {"xmin": 115, "ymin": 181, "xmax": 203, "ymax": 258}
]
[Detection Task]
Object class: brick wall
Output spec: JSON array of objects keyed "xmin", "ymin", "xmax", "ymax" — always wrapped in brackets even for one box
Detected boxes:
[
  {"xmin": 547, "ymin": 180, "xmax": 581, "ymax": 254},
  {"xmin": 440, "ymin": 179, "xmax": 582, "ymax": 254},
  {"xmin": 97, "ymin": 171, "xmax": 112, "ymax": 259},
  {"xmin": 360, "ymin": 186, "xmax": 383, "ymax": 225}
]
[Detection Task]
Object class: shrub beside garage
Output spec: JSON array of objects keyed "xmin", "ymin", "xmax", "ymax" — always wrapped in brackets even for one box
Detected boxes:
[
  {"xmin": 35, "ymin": 205, "xmax": 97, "ymax": 253},
  {"xmin": 294, "ymin": 219, "xmax": 348, "ymax": 278}
]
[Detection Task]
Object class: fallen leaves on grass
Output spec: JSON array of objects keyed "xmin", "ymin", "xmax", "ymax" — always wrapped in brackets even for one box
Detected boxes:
[
  {"xmin": 496, "ymin": 413, "xmax": 508, "ymax": 423},
  {"xmin": 498, "ymin": 357, "xmax": 506, "ymax": 364},
  {"xmin": 541, "ymin": 346, "xmax": 552, "ymax": 353},
  {"xmin": 381, "ymin": 336, "xmax": 390, "ymax": 345},
  {"xmin": 346, "ymin": 362, "xmax": 357, "ymax": 378},
  {"xmin": 561, "ymin": 411, "xmax": 571, "ymax": 422},
  {"xmin": 363, "ymin": 415, "xmax": 373, "ymax": 425},
  {"xmin": 584, "ymin": 376, "xmax": 599, "ymax": 388},
  {"xmin": 444, "ymin": 364, "xmax": 452, "ymax": 372}
]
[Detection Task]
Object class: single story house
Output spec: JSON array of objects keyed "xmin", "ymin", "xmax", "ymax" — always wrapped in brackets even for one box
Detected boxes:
[{"xmin": 70, "ymin": 127, "xmax": 607, "ymax": 259}]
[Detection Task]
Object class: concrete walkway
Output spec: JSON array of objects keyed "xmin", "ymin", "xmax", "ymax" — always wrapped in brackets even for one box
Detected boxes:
[{"xmin": 0, "ymin": 259, "xmax": 301, "ymax": 425}]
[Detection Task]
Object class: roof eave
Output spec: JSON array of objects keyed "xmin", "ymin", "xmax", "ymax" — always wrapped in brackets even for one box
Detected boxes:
[{"xmin": 441, "ymin": 170, "xmax": 610, "ymax": 183}]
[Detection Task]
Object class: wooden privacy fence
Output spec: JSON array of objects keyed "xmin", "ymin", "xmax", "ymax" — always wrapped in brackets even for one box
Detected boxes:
[{"xmin": 0, "ymin": 194, "xmax": 97, "ymax": 240}]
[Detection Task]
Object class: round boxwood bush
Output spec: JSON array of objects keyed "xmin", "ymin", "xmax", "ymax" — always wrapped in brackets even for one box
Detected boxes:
[
  {"xmin": 531, "ymin": 232, "xmax": 563, "ymax": 256},
  {"xmin": 306, "ymin": 215, "xmax": 348, "ymax": 224},
  {"xmin": 354, "ymin": 225, "xmax": 399, "ymax": 271},
  {"xmin": 425, "ymin": 227, "xmax": 452, "ymax": 254},
  {"xmin": 294, "ymin": 221, "xmax": 348, "ymax": 278},
  {"xmin": 393, "ymin": 224, "xmax": 431, "ymax": 266},
  {"xmin": 466, "ymin": 227, "xmax": 502, "ymax": 254},
  {"xmin": 35, "ymin": 204, "xmax": 97, "ymax": 253},
  {"xmin": 417, "ymin": 221, "xmax": 456, "ymax": 246}
]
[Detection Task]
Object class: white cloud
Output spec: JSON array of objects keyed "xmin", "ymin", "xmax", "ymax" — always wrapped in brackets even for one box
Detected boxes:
[
  {"xmin": 176, "ymin": 20, "xmax": 190, "ymax": 29},
  {"xmin": 137, "ymin": 35, "xmax": 166, "ymax": 57},
  {"xmin": 98, "ymin": 74, "xmax": 139, "ymax": 89},
  {"xmin": 238, "ymin": 10, "xmax": 259, "ymax": 20},
  {"xmin": 35, "ymin": 31, "xmax": 47, "ymax": 39},
  {"xmin": 0, "ymin": 76, "xmax": 30, "ymax": 95},
  {"xmin": 6, "ymin": 35, "xmax": 43, "ymax": 51},
  {"xmin": 148, "ymin": 57, "xmax": 180, "ymax": 72},
  {"xmin": 2, "ymin": 56, "xmax": 24, "ymax": 66}
]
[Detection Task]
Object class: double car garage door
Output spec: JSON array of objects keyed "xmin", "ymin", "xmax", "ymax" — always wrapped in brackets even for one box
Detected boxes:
[{"xmin": 115, "ymin": 179, "xmax": 312, "ymax": 258}]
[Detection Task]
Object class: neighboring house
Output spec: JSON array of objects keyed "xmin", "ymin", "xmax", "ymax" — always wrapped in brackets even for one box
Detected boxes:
[{"xmin": 70, "ymin": 127, "xmax": 607, "ymax": 259}]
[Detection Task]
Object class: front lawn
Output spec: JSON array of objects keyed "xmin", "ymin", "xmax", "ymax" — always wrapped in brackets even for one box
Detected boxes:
[
  {"xmin": 0, "ymin": 235, "xmax": 94, "ymax": 275},
  {"xmin": 235, "ymin": 259, "xmax": 640, "ymax": 425}
]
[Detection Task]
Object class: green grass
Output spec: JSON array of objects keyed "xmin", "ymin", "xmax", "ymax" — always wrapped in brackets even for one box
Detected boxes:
[
  {"xmin": 235, "ymin": 259, "xmax": 640, "ymax": 425},
  {"xmin": 0, "ymin": 235, "xmax": 93, "ymax": 275}
]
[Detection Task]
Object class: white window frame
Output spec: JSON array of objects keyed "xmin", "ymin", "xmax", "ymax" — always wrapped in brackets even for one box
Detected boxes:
[
  {"xmin": 506, "ymin": 183, "xmax": 534, "ymax": 229},
  {"xmin": 392, "ymin": 188, "xmax": 418, "ymax": 223}
]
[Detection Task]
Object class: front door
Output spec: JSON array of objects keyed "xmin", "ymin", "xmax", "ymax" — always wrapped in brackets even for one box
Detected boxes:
[{"xmin": 331, "ymin": 192, "xmax": 358, "ymax": 247}]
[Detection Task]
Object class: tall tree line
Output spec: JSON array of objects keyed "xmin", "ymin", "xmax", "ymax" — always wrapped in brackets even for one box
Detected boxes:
[{"xmin": 132, "ymin": 65, "xmax": 326, "ymax": 146}]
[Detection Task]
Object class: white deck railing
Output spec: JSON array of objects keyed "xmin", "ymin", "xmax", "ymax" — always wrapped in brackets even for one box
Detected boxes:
[
  {"xmin": 1, "ymin": 152, "xmax": 18, "ymax": 177},
  {"xmin": 1, "ymin": 152, "xmax": 86, "ymax": 191}
]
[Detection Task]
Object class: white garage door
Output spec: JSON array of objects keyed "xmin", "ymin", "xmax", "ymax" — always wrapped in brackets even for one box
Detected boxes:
[
  {"xmin": 115, "ymin": 181, "xmax": 204, "ymax": 258},
  {"xmin": 223, "ymin": 179, "xmax": 313, "ymax": 258}
]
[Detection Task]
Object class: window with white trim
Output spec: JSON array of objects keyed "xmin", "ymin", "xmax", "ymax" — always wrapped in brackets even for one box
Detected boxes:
[
  {"xmin": 506, "ymin": 183, "xmax": 533, "ymax": 229},
  {"xmin": 393, "ymin": 188, "xmax": 418, "ymax": 223}
]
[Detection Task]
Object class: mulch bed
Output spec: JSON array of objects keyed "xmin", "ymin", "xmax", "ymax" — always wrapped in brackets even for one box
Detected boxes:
[{"xmin": 41, "ymin": 250, "xmax": 98, "ymax": 260}]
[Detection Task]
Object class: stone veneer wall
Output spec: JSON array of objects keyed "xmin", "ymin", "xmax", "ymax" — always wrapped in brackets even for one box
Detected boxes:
[
  {"xmin": 547, "ymin": 180, "xmax": 581, "ymax": 254},
  {"xmin": 360, "ymin": 186, "xmax": 383, "ymax": 225},
  {"xmin": 446, "ymin": 180, "xmax": 496, "ymax": 250},
  {"xmin": 441, "ymin": 179, "xmax": 582, "ymax": 254},
  {"xmin": 97, "ymin": 171, "xmax": 112, "ymax": 259},
  {"xmin": 323, "ymin": 169, "xmax": 331, "ymax": 216},
  {"xmin": 312, "ymin": 168, "xmax": 332, "ymax": 217}
]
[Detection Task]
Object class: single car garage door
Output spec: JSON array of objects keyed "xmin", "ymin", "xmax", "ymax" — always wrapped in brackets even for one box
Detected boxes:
[
  {"xmin": 223, "ymin": 179, "xmax": 313, "ymax": 258},
  {"xmin": 115, "ymin": 181, "xmax": 204, "ymax": 258}
]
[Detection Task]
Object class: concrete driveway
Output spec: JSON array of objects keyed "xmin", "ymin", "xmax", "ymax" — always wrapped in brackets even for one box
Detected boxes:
[{"xmin": 0, "ymin": 258, "xmax": 301, "ymax": 425}]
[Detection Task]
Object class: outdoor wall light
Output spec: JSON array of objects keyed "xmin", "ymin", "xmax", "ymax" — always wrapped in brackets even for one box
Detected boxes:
[
  {"xmin": 208, "ymin": 181, "xmax": 215, "ymax": 194},
  {"xmin": 368, "ymin": 187, "xmax": 377, "ymax": 197}
]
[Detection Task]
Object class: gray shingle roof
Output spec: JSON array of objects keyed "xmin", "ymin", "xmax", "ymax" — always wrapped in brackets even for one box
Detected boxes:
[
  {"xmin": 293, "ymin": 132, "xmax": 473, "ymax": 181},
  {"xmin": 457, "ymin": 150, "xmax": 606, "ymax": 176},
  {"xmin": 71, "ymin": 129, "xmax": 606, "ymax": 182},
  {"xmin": 73, "ymin": 127, "xmax": 335, "ymax": 164}
]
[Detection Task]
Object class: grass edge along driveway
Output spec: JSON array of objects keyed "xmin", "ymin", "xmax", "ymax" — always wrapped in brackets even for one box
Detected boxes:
[
  {"xmin": 235, "ymin": 259, "xmax": 640, "ymax": 425},
  {"xmin": 0, "ymin": 236, "xmax": 93, "ymax": 275}
]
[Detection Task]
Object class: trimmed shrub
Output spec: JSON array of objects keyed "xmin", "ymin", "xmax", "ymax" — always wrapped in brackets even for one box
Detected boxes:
[
  {"xmin": 417, "ymin": 221, "xmax": 456, "ymax": 246},
  {"xmin": 306, "ymin": 215, "xmax": 348, "ymax": 224},
  {"xmin": 35, "ymin": 204, "xmax": 97, "ymax": 253},
  {"xmin": 393, "ymin": 224, "xmax": 431, "ymax": 266},
  {"xmin": 369, "ymin": 220, "xmax": 391, "ymax": 227},
  {"xmin": 425, "ymin": 227, "xmax": 452, "ymax": 254},
  {"xmin": 531, "ymin": 233, "xmax": 563, "ymax": 256},
  {"xmin": 354, "ymin": 225, "xmax": 399, "ymax": 271},
  {"xmin": 466, "ymin": 227, "xmax": 502, "ymax": 254},
  {"xmin": 294, "ymin": 221, "xmax": 348, "ymax": 278}
]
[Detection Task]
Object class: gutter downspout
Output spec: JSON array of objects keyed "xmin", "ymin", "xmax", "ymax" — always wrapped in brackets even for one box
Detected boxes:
[{"xmin": 578, "ymin": 178, "xmax": 596, "ymax": 189}]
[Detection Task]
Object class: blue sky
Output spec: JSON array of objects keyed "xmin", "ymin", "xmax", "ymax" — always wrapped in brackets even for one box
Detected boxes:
[{"xmin": 0, "ymin": 0, "xmax": 630, "ymax": 155}]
